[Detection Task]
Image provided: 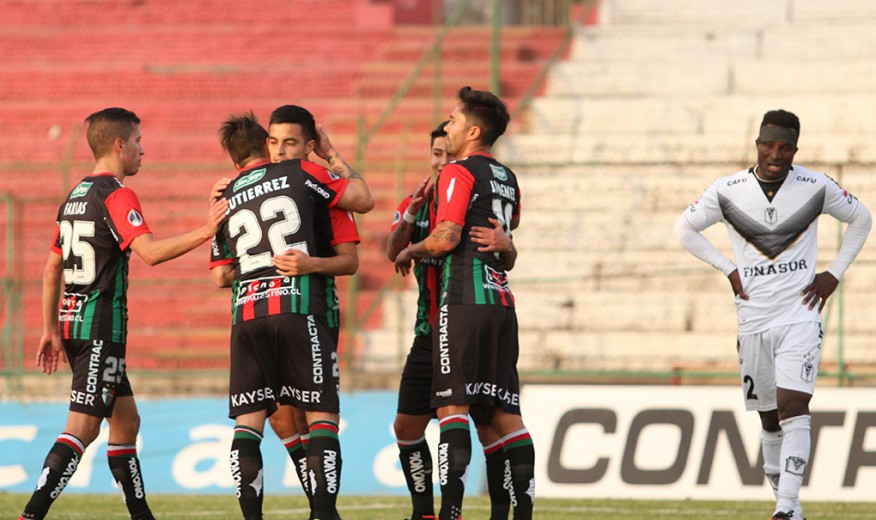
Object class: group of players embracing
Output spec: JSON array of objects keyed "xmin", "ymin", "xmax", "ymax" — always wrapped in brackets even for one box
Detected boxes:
[{"xmin": 19, "ymin": 86, "xmax": 536, "ymax": 520}]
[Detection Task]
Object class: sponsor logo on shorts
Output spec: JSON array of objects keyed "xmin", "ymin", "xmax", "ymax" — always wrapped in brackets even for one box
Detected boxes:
[
  {"xmin": 307, "ymin": 315, "xmax": 323, "ymax": 384},
  {"xmin": 86, "ymin": 340, "xmax": 104, "ymax": 394},
  {"xmin": 438, "ymin": 305, "xmax": 451, "ymax": 374},
  {"xmin": 465, "ymin": 382, "xmax": 520, "ymax": 406},
  {"xmin": 230, "ymin": 387, "xmax": 275, "ymax": 408},
  {"xmin": 279, "ymin": 385, "xmax": 322, "ymax": 404}
]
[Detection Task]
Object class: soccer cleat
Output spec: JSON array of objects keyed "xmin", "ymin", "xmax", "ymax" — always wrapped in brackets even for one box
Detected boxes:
[{"xmin": 771, "ymin": 512, "xmax": 795, "ymax": 519}]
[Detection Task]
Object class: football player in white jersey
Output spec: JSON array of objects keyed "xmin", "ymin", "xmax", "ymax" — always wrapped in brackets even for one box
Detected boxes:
[{"xmin": 673, "ymin": 109, "xmax": 872, "ymax": 520}]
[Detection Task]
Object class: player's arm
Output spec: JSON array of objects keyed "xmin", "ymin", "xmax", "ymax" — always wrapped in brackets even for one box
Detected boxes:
[
  {"xmin": 130, "ymin": 198, "xmax": 228, "ymax": 266},
  {"xmin": 211, "ymin": 263, "xmax": 234, "ymax": 288},
  {"xmin": 673, "ymin": 212, "xmax": 746, "ymax": 300},
  {"xmin": 37, "ymin": 251, "xmax": 64, "ymax": 375},
  {"xmin": 273, "ymin": 242, "xmax": 358, "ymax": 277},
  {"xmin": 470, "ymin": 217, "xmax": 517, "ymax": 271},
  {"xmin": 313, "ymin": 125, "xmax": 374, "ymax": 213},
  {"xmin": 386, "ymin": 176, "xmax": 432, "ymax": 261},
  {"xmin": 802, "ymin": 202, "xmax": 872, "ymax": 311},
  {"xmin": 393, "ymin": 220, "xmax": 461, "ymax": 276}
]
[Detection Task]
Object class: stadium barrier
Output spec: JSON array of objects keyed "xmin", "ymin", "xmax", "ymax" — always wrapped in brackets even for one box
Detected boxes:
[{"xmin": 2, "ymin": 385, "xmax": 875, "ymax": 500}]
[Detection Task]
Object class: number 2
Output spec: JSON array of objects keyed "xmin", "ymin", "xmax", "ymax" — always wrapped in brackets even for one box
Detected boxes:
[
  {"xmin": 229, "ymin": 196, "xmax": 308, "ymax": 275},
  {"xmin": 743, "ymin": 375, "xmax": 758, "ymax": 400}
]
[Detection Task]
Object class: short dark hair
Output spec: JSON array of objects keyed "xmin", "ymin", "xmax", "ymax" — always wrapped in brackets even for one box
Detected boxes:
[
  {"xmin": 761, "ymin": 109, "xmax": 800, "ymax": 134},
  {"xmin": 269, "ymin": 105, "xmax": 317, "ymax": 142},
  {"xmin": 457, "ymin": 86, "xmax": 509, "ymax": 146},
  {"xmin": 218, "ymin": 112, "xmax": 268, "ymax": 166},
  {"xmin": 84, "ymin": 107, "xmax": 140, "ymax": 159},
  {"xmin": 430, "ymin": 120, "xmax": 449, "ymax": 146}
]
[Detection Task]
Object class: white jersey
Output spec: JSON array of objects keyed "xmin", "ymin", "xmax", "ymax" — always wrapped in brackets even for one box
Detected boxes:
[{"xmin": 679, "ymin": 165, "xmax": 864, "ymax": 334}]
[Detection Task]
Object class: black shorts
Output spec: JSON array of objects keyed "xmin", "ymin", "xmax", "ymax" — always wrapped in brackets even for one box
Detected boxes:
[
  {"xmin": 431, "ymin": 304, "xmax": 521, "ymax": 423},
  {"xmin": 229, "ymin": 314, "xmax": 339, "ymax": 418},
  {"xmin": 397, "ymin": 334, "xmax": 435, "ymax": 416},
  {"xmin": 64, "ymin": 339, "xmax": 132, "ymax": 418}
]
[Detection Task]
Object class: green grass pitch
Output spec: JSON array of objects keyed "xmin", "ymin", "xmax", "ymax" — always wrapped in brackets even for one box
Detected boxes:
[{"xmin": 2, "ymin": 494, "xmax": 876, "ymax": 519}]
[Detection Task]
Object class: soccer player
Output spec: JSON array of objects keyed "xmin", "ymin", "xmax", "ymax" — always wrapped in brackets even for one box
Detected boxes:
[
  {"xmin": 19, "ymin": 107, "xmax": 228, "ymax": 520},
  {"xmin": 673, "ymin": 109, "xmax": 872, "ymax": 520},
  {"xmin": 210, "ymin": 113, "xmax": 371, "ymax": 520},
  {"xmin": 387, "ymin": 121, "xmax": 515, "ymax": 520},
  {"xmin": 393, "ymin": 87, "xmax": 534, "ymax": 520},
  {"xmin": 266, "ymin": 104, "xmax": 360, "ymax": 519}
]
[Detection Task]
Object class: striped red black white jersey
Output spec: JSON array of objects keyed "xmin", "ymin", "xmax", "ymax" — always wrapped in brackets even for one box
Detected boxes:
[
  {"xmin": 210, "ymin": 159, "xmax": 348, "ymax": 324},
  {"xmin": 679, "ymin": 165, "xmax": 865, "ymax": 333},
  {"xmin": 315, "ymin": 206, "xmax": 360, "ymax": 331},
  {"xmin": 391, "ymin": 188, "xmax": 441, "ymax": 335},
  {"xmin": 50, "ymin": 173, "xmax": 152, "ymax": 342},
  {"xmin": 435, "ymin": 153, "xmax": 521, "ymax": 307}
]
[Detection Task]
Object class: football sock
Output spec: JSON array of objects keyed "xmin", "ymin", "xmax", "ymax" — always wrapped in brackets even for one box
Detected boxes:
[
  {"xmin": 437, "ymin": 415, "xmax": 471, "ymax": 520},
  {"xmin": 775, "ymin": 415, "xmax": 810, "ymax": 515},
  {"xmin": 20, "ymin": 433, "xmax": 85, "ymax": 520},
  {"xmin": 398, "ymin": 436, "xmax": 435, "ymax": 518},
  {"xmin": 483, "ymin": 439, "xmax": 511, "ymax": 520},
  {"xmin": 761, "ymin": 429, "xmax": 783, "ymax": 498},
  {"xmin": 107, "ymin": 444, "xmax": 154, "ymax": 520},
  {"xmin": 501, "ymin": 428, "xmax": 535, "ymax": 520},
  {"xmin": 307, "ymin": 421, "xmax": 342, "ymax": 520},
  {"xmin": 281, "ymin": 434, "xmax": 312, "ymax": 501},
  {"xmin": 231, "ymin": 426, "xmax": 264, "ymax": 520},
  {"xmin": 300, "ymin": 433, "xmax": 315, "ymax": 517}
]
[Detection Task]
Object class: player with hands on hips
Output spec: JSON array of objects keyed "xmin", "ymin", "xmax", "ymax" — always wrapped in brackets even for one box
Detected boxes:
[{"xmin": 674, "ymin": 109, "xmax": 871, "ymax": 520}]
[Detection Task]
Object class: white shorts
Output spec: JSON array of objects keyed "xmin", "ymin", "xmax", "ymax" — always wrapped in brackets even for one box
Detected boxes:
[{"xmin": 736, "ymin": 321, "xmax": 822, "ymax": 412}]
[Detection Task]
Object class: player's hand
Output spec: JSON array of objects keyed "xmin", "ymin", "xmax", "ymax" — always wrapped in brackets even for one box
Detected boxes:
[
  {"xmin": 36, "ymin": 332, "xmax": 64, "ymax": 375},
  {"xmin": 728, "ymin": 269, "xmax": 749, "ymax": 301},
  {"xmin": 210, "ymin": 177, "xmax": 232, "ymax": 200},
  {"xmin": 470, "ymin": 218, "xmax": 510, "ymax": 253},
  {"xmin": 313, "ymin": 124, "xmax": 336, "ymax": 162},
  {"xmin": 206, "ymin": 197, "xmax": 229, "ymax": 234},
  {"xmin": 273, "ymin": 249, "xmax": 317, "ymax": 277},
  {"xmin": 801, "ymin": 271, "xmax": 839, "ymax": 312},
  {"xmin": 408, "ymin": 175, "xmax": 433, "ymax": 215},
  {"xmin": 394, "ymin": 247, "xmax": 414, "ymax": 276}
]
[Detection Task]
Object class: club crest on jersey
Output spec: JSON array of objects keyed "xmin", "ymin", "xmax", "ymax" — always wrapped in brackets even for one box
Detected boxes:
[
  {"xmin": 489, "ymin": 164, "xmax": 508, "ymax": 181},
  {"xmin": 70, "ymin": 181, "xmax": 93, "ymax": 199},
  {"xmin": 233, "ymin": 168, "xmax": 266, "ymax": 192},
  {"xmin": 764, "ymin": 207, "xmax": 778, "ymax": 224},
  {"xmin": 127, "ymin": 209, "xmax": 144, "ymax": 226}
]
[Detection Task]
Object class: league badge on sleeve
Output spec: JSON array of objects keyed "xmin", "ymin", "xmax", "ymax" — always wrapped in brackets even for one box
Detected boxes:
[{"xmin": 127, "ymin": 209, "xmax": 144, "ymax": 227}]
